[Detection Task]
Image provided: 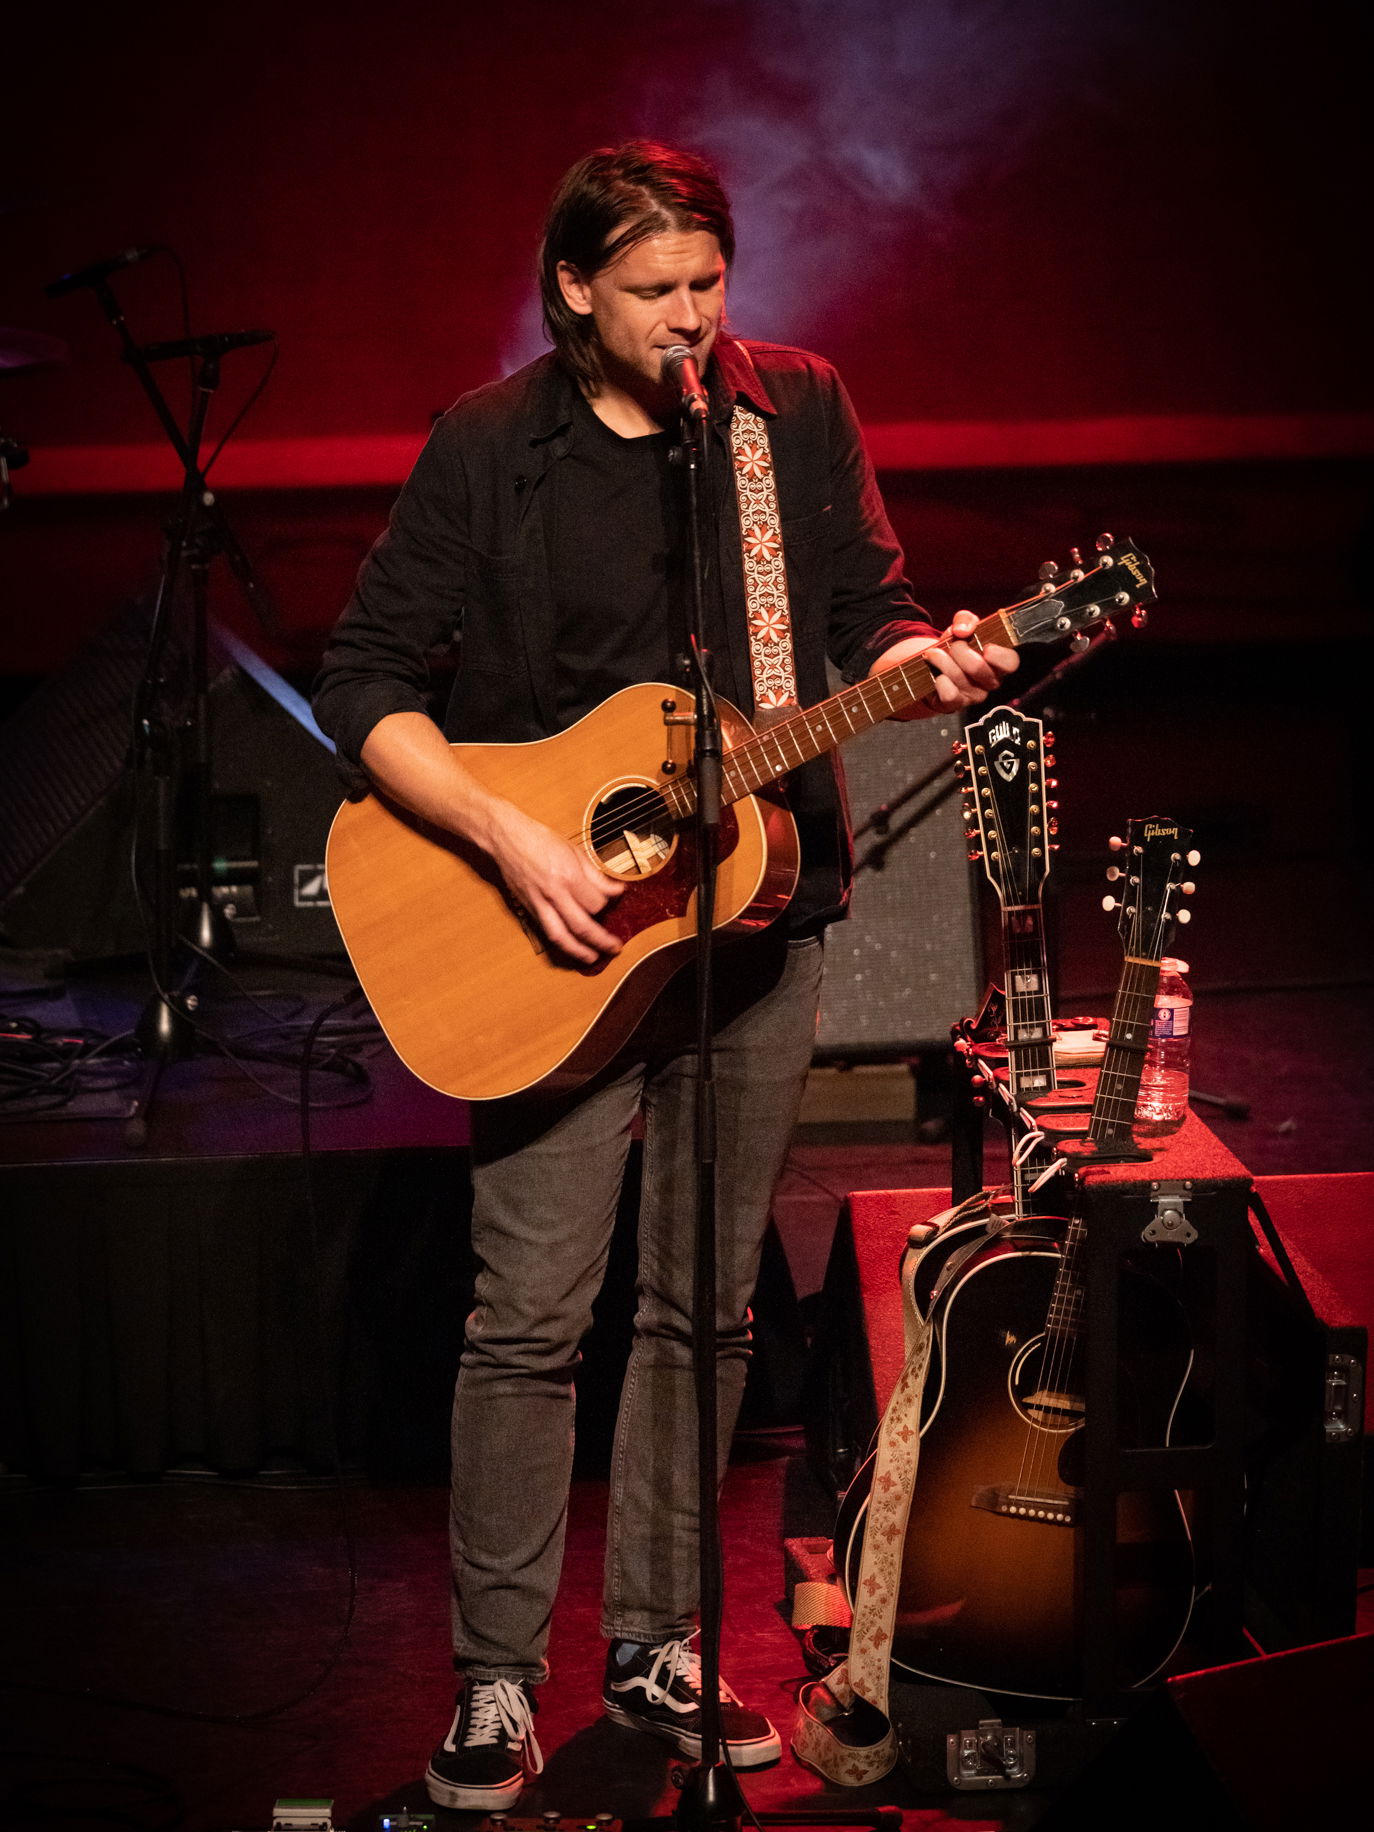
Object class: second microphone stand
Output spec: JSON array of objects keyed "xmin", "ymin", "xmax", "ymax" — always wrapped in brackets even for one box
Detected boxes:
[{"xmin": 128, "ymin": 348, "xmax": 240, "ymax": 1143}]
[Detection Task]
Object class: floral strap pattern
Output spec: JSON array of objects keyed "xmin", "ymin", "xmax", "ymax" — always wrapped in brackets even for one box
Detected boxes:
[
  {"xmin": 791, "ymin": 1192, "xmax": 994, "ymax": 1786},
  {"xmin": 730, "ymin": 405, "xmax": 799, "ymax": 713}
]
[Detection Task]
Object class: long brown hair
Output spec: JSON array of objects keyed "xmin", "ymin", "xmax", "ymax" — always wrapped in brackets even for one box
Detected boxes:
[{"xmin": 539, "ymin": 140, "xmax": 734, "ymax": 392}]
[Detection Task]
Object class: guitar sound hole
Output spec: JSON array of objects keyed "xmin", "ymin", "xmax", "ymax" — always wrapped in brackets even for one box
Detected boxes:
[
  {"xmin": 1008, "ymin": 1337, "xmax": 1085, "ymax": 1434},
  {"xmin": 588, "ymin": 783, "xmax": 678, "ymax": 880}
]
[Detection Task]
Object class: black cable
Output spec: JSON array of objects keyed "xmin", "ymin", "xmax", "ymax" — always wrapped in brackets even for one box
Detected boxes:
[{"xmin": 202, "ymin": 337, "xmax": 279, "ymax": 477}]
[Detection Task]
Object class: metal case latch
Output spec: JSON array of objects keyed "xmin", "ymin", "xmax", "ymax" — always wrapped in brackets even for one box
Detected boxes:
[
  {"xmin": 1325, "ymin": 1352, "xmax": 1365, "ymax": 1442},
  {"xmin": 1143, "ymin": 1179, "xmax": 1197, "ymax": 1245},
  {"xmin": 947, "ymin": 1718, "xmax": 1036, "ymax": 1789}
]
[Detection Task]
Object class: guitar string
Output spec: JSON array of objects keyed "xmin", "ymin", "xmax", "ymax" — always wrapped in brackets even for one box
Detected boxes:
[
  {"xmin": 1030, "ymin": 842, "xmax": 1178, "ymax": 1502},
  {"xmin": 555, "ymin": 575, "xmax": 1118, "ymax": 859},
  {"xmin": 550, "ymin": 606, "xmax": 1055, "ymax": 859},
  {"xmin": 978, "ymin": 744, "xmax": 1071, "ymax": 1513},
  {"xmin": 552, "ymin": 648, "xmax": 950, "ymax": 856}
]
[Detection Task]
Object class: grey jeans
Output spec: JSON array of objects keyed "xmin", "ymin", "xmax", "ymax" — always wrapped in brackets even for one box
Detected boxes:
[{"xmin": 449, "ymin": 928, "xmax": 823, "ymax": 1682}]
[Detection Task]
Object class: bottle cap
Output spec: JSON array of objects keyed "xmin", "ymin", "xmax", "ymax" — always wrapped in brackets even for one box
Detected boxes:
[{"xmin": 1160, "ymin": 957, "xmax": 1189, "ymax": 975}]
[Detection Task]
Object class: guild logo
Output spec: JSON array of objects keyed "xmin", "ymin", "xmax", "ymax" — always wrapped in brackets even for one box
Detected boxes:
[{"xmin": 994, "ymin": 749, "xmax": 1020, "ymax": 782}]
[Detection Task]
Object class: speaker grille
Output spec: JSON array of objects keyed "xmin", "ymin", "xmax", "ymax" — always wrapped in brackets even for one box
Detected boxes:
[
  {"xmin": 817, "ymin": 715, "xmax": 981, "ymax": 1056},
  {"xmin": 0, "ymin": 598, "xmax": 155, "ymax": 900}
]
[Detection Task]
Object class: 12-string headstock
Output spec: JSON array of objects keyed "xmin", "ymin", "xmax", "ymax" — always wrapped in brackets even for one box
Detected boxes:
[{"xmin": 958, "ymin": 706, "xmax": 1058, "ymax": 908}]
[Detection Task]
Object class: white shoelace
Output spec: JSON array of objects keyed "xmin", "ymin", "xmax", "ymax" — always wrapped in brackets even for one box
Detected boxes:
[
  {"xmin": 639, "ymin": 1635, "xmax": 741, "ymax": 1707},
  {"xmin": 445, "ymin": 1677, "xmax": 544, "ymax": 1774}
]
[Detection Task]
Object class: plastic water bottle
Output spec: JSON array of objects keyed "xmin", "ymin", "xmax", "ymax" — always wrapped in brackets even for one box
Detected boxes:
[{"xmin": 1135, "ymin": 958, "xmax": 1192, "ymax": 1138}]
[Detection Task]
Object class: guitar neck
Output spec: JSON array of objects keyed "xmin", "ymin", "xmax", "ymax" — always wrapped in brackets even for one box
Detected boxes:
[
  {"xmin": 1002, "ymin": 904, "xmax": 1058, "ymax": 1099},
  {"xmin": 1088, "ymin": 955, "xmax": 1162, "ymax": 1146},
  {"xmin": 1045, "ymin": 1213, "xmax": 1087, "ymax": 1346},
  {"xmin": 660, "ymin": 608, "xmax": 1018, "ymax": 820}
]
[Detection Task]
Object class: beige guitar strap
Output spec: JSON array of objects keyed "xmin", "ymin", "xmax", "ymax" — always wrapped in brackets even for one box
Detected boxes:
[
  {"xmin": 729, "ymin": 403, "xmax": 800, "ymax": 714},
  {"xmin": 791, "ymin": 1190, "xmax": 995, "ymax": 1786}
]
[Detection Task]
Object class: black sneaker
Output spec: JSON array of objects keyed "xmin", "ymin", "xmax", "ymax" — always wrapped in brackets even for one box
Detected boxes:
[
  {"xmin": 424, "ymin": 1676, "xmax": 543, "ymax": 1811},
  {"xmin": 602, "ymin": 1635, "xmax": 781, "ymax": 1768}
]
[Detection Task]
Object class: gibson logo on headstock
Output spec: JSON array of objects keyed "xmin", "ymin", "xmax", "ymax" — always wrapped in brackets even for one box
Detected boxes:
[
  {"xmin": 1117, "ymin": 550, "xmax": 1147, "ymax": 589},
  {"xmin": 1143, "ymin": 819, "xmax": 1180, "ymax": 840}
]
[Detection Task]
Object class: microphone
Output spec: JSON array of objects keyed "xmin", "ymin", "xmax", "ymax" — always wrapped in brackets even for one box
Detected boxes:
[
  {"xmin": 661, "ymin": 344, "xmax": 709, "ymax": 420},
  {"xmin": 45, "ymin": 246, "xmax": 158, "ymax": 298},
  {"xmin": 135, "ymin": 329, "xmax": 275, "ymax": 363}
]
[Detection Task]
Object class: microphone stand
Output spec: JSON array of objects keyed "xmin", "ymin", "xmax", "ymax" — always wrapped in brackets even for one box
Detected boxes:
[
  {"xmin": 91, "ymin": 276, "xmax": 280, "ymax": 638},
  {"xmin": 63, "ymin": 271, "xmax": 283, "ymax": 1145},
  {"xmin": 126, "ymin": 348, "xmax": 239, "ymax": 1145},
  {"xmin": 666, "ymin": 381, "xmax": 901, "ymax": 1832},
  {"xmin": 671, "ymin": 375, "xmax": 740, "ymax": 1832}
]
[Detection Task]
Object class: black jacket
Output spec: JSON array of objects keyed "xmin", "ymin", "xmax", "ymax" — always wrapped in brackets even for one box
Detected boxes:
[{"xmin": 312, "ymin": 335, "xmax": 934, "ymax": 927}]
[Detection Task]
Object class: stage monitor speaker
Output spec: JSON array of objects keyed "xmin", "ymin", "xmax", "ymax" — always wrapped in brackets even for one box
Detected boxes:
[
  {"xmin": 1037, "ymin": 1632, "xmax": 1373, "ymax": 1831},
  {"xmin": 816, "ymin": 713, "xmax": 982, "ymax": 1059},
  {"xmin": 0, "ymin": 600, "xmax": 345, "ymax": 963}
]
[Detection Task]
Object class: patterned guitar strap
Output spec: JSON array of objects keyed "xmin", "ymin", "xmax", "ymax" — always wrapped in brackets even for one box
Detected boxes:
[
  {"xmin": 729, "ymin": 401, "xmax": 800, "ymax": 714},
  {"xmin": 791, "ymin": 1190, "xmax": 995, "ymax": 1785}
]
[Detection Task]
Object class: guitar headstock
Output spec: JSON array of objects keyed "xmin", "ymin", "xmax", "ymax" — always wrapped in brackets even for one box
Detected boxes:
[
  {"xmin": 1001, "ymin": 533, "xmax": 1156, "ymax": 652},
  {"xmin": 958, "ymin": 707, "xmax": 1057, "ymax": 907},
  {"xmin": 1102, "ymin": 816, "xmax": 1200, "ymax": 962}
]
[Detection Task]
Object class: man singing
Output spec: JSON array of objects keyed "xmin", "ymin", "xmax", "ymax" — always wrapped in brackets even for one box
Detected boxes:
[{"xmin": 313, "ymin": 140, "xmax": 1016, "ymax": 1811}]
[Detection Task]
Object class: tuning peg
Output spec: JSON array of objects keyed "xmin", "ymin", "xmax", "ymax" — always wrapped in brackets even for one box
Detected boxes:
[
  {"xmin": 967, "ymin": 849, "xmax": 983, "ymax": 863},
  {"xmin": 1070, "ymin": 633, "xmax": 1091, "ymax": 654},
  {"xmin": 1131, "ymin": 604, "xmax": 1150, "ymax": 629},
  {"xmin": 1045, "ymin": 776, "xmax": 1059, "ymax": 790},
  {"xmin": 1046, "ymin": 799, "xmax": 1059, "ymax": 811},
  {"xmin": 1106, "ymin": 865, "xmax": 1123, "ymax": 881},
  {"xmin": 1186, "ymin": 849, "xmax": 1201, "ymax": 866},
  {"xmin": 1048, "ymin": 818, "xmax": 1059, "ymax": 835},
  {"xmin": 951, "ymin": 739, "xmax": 966, "ymax": 755},
  {"xmin": 1050, "ymin": 843, "xmax": 1061, "ymax": 852},
  {"xmin": 1069, "ymin": 547, "xmax": 1082, "ymax": 567},
  {"xmin": 1095, "ymin": 532, "xmax": 1114, "ymax": 552},
  {"xmin": 1038, "ymin": 560, "xmax": 1060, "ymax": 582},
  {"xmin": 1102, "ymin": 895, "xmax": 1119, "ymax": 912},
  {"xmin": 1181, "ymin": 880, "xmax": 1196, "ymax": 894},
  {"xmin": 1108, "ymin": 835, "xmax": 1125, "ymax": 852},
  {"xmin": 1176, "ymin": 908, "xmax": 1192, "ymax": 924},
  {"xmin": 965, "ymin": 828, "xmax": 980, "ymax": 841}
]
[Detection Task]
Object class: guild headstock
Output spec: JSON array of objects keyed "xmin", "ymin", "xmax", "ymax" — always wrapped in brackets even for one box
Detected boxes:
[{"xmin": 958, "ymin": 706, "xmax": 1058, "ymax": 907}]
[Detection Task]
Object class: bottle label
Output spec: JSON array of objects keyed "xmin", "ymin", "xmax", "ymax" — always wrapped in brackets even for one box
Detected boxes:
[{"xmin": 1152, "ymin": 1002, "xmax": 1191, "ymax": 1039}]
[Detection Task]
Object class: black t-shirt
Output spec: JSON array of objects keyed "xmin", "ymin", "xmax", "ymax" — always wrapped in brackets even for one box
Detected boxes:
[{"xmin": 550, "ymin": 393, "xmax": 684, "ymax": 723}]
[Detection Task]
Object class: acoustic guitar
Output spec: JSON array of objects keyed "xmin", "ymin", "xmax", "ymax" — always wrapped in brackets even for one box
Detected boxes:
[
  {"xmin": 833, "ymin": 817, "xmax": 1199, "ymax": 1697},
  {"xmin": 325, "ymin": 538, "xmax": 1155, "ymax": 1100}
]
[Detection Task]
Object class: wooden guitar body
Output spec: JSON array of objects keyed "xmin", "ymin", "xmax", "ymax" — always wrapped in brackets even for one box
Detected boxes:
[
  {"xmin": 323, "ymin": 542, "xmax": 1156, "ymax": 1101},
  {"xmin": 325, "ymin": 683, "xmax": 799, "ymax": 1101},
  {"xmin": 834, "ymin": 1226, "xmax": 1195, "ymax": 1699}
]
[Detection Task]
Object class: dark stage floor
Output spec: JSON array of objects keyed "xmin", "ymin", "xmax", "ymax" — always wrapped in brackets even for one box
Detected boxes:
[{"xmin": 2, "ymin": 955, "xmax": 1371, "ymax": 1831}]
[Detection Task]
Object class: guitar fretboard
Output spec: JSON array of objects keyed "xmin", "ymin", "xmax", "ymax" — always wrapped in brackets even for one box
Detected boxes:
[
  {"xmin": 1088, "ymin": 955, "xmax": 1163, "ymax": 1145},
  {"xmin": 659, "ymin": 609, "xmax": 1017, "ymax": 821},
  {"xmin": 1045, "ymin": 1214, "xmax": 1087, "ymax": 1344},
  {"xmin": 1002, "ymin": 905, "xmax": 1057, "ymax": 1101}
]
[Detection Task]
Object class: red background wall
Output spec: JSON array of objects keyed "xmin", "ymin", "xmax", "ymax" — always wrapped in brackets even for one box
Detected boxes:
[
  {"xmin": 4, "ymin": 0, "xmax": 1368, "ymax": 457},
  {"xmin": 0, "ymin": 0, "xmax": 1370, "ymax": 990}
]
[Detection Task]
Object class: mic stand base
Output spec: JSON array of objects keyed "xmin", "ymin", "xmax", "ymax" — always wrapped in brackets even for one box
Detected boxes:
[{"xmin": 671, "ymin": 1757, "xmax": 746, "ymax": 1832}]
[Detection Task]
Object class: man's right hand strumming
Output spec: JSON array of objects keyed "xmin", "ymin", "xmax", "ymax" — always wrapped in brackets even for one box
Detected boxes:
[
  {"xmin": 359, "ymin": 710, "xmax": 623, "ymax": 965},
  {"xmin": 485, "ymin": 805, "xmax": 625, "ymax": 964}
]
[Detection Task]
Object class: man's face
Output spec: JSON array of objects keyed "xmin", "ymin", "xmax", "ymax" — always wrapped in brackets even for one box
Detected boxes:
[{"xmin": 557, "ymin": 229, "xmax": 727, "ymax": 396}]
